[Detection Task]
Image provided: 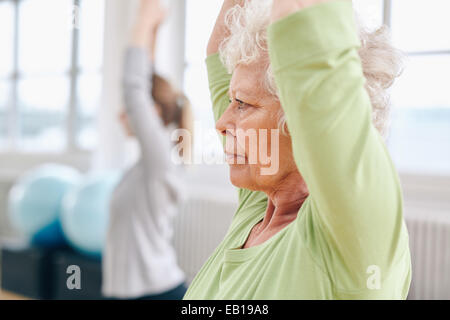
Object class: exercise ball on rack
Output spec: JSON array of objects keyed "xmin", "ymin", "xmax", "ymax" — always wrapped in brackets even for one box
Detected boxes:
[
  {"xmin": 8, "ymin": 164, "xmax": 81, "ymax": 247},
  {"xmin": 61, "ymin": 171, "xmax": 122, "ymax": 257}
]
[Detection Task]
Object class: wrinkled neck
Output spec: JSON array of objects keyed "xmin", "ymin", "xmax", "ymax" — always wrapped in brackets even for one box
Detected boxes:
[{"xmin": 260, "ymin": 171, "xmax": 309, "ymax": 230}]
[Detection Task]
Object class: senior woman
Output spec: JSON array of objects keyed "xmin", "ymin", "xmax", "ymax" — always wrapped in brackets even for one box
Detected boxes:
[{"xmin": 184, "ymin": 0, "xmax": 411, "ymax": 299}]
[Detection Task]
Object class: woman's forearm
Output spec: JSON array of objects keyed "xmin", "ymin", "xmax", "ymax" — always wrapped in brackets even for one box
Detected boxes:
[
  {"xmin": 130, "ymin": 0, "xmax": 166, "ymax": 61},
  {"xmin": 268, "ymin": 1, "xmax": 402, "ymax": 257},
  {"xmin": 123, "ymin": 47, "xmax": 172, "ymax": 175},
  {"xmin": 130, "ymin": 19, "xmax": 155, "ymax": 49}
]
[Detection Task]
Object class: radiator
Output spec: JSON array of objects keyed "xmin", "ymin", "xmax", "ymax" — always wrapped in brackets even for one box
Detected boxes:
[
  {"xmin": 406, "ymin": 210, "xmax": 450, "ymax": 300},
  {"xmin": 172, "ymin": 195, "xmax": 236, "ymax": 284}
]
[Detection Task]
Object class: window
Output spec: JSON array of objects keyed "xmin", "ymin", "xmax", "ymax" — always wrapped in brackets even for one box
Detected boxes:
[
  {"xmin": 0, "ymin": 0, "xmax": 104, "ymax": 153},
  {"xmin": 387, "ymin": 0, "xmax": 450, "ymax": 176},
  {"xmin": 353, "ymin": 0, "xmax": 450, "ymax": 176}
]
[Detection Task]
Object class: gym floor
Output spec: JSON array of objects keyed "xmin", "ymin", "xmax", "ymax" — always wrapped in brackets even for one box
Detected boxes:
[{"xmin": 0, "ymin": 290, "xmax": 29, "ymax": 300}]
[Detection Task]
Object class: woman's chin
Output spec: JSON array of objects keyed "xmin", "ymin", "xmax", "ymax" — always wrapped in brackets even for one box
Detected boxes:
[{"xmin": 229, "ymin": 164, "xmax": 251, "ymax": 189}]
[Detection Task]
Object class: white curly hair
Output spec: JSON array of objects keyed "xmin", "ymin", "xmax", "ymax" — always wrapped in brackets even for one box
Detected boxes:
[{"xmin": 219, "ymin": 0, "xmax": 404, "ymax": 139}]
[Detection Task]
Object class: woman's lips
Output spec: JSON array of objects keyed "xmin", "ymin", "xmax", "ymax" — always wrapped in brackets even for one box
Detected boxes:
[{"xmin": 225, "ymin": 152, "xmax": 247, "ymax": 164}]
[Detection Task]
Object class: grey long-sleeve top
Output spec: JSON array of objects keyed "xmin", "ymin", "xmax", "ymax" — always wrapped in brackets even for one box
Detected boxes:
[{"xmin": 102, "ymin": 47, "xmax": 185, "ymax": 298}]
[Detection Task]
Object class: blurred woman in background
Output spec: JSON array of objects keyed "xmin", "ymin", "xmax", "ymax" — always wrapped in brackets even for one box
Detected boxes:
[{"xmin": 102, "ymin": 0, "xmax": 192, "ymax": 300}]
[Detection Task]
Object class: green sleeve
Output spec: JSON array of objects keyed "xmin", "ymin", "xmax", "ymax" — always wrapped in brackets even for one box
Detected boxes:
[
  {"xmin": 205, "ymin": 54, "xmax": 267, "ymax": 209},
  {"xmin": 267, "ymin": 1, "xmax": 406, "ymax": 285},
  {"xmin": 205, "ymin": 53, "xmax": 231, "ymax": 126}
]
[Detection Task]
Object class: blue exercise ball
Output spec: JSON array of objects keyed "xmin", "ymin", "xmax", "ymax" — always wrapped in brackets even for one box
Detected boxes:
[
  {"xmin": 8, "ymin": 164, "xmax": 81, "ymax": 247},
  {"xmin": 61, "ymin": 172, "xmax": 121, "ymax": 257}
]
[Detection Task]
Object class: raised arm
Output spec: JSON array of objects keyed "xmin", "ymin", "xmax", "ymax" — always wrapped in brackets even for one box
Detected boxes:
[
  {"xmin": 206, "ymin": 0, "xmax": 243, "ymax": 124},
  {"xmin": 268, "ymin": 0, "xmax": 406, "ymax": 285},
  {"xmin": 123, "ymin": 0, "xmax": 172, "ymax": 177}
]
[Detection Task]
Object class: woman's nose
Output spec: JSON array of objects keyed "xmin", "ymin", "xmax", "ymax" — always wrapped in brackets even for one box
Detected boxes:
[{"xmin": 215, "ymin": 107, "xmax": 234, "ymax": 137}]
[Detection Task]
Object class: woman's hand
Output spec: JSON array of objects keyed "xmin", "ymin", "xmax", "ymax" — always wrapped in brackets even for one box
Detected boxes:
[
  {"xmin": 131, "ymin": 0, "xmax": 167, "ymax": 58},
  {"xmin": 207, "ymin": 0, "xmax": 245, "ymax": 56},
  {"xmin": 270, "ymin": 0, "xmax": 334, "ymax": 23},
  {"xmin": 207, "ymin": 0, "xmax": 339, "ymax": 56}
]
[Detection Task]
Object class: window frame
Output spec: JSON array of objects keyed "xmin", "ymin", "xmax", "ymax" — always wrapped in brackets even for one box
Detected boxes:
[
  {"xmin": 0, "ymin": 0, "xmax": 102, "ymax": 155},
  {"xmin": 384, "ymin": 0, "xmax": 450, "ymax": 56}
]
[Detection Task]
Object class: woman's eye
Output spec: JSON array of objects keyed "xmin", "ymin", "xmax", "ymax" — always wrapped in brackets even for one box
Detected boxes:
[
  {"xmin": 236, "ymin": 99, "xmax": 248, "ymax": 110},
  {"xmin": 229, "ymin": 97, "xmax": 251, "ymax": 110}
]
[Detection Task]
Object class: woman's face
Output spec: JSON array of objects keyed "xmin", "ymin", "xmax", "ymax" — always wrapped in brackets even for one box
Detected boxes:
[{"xmin": 216, "ymin": 62, "xmax": 299, "ymax": 193}]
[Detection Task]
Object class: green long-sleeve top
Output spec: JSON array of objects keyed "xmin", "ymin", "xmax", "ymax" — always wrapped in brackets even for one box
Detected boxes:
[{"xmin": 184, "ymin": 0, "xmax": 411, "ymax": 299}]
